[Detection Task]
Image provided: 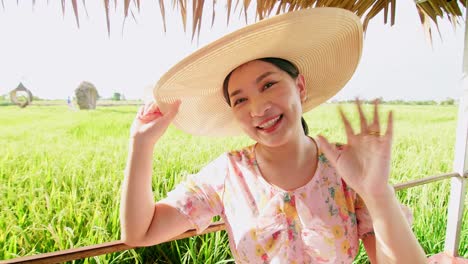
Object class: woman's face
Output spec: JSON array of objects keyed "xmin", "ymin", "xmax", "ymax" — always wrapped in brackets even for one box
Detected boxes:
[{"xmin": 227, "ymin": 60, "xmax": 306, "ymax": 147}]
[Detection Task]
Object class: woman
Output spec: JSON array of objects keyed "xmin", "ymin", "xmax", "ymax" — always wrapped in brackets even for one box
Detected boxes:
[{"xmin": 120, "ymin": 8, "xmax": 426, "ymax": 263}]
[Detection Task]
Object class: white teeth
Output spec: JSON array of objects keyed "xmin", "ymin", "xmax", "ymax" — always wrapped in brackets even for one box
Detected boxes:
[{"xmin": 258, "ymin": 116, "xmax": 281, "ymax": 129}]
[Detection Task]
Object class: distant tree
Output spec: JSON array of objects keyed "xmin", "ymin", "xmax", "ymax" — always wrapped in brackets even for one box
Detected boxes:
[
  {"xmin": 112, "ymin": 92, "xmax": 121, "ymax": 101},
  {"xmin": 440, "ymin": 98, "xmax": 455, "ymax": 105},
  {"xmin": 385, "ymin": 99, "xmax": 406, "ymax": 105},
  {"xmin": 0, "ymin": 94, "xmax": 12, "ymax": 105}
]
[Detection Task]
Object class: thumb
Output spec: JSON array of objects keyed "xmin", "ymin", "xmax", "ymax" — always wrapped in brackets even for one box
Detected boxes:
[{"xmin": 316, "ymin": 135, "xmax": 340, "ymax": 168}]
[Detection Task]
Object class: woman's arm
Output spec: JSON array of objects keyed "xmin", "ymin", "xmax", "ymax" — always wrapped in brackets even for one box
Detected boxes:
[
  {"xmin": 120, "ymin": 101, "xmax": 192, "ymax": 246},
  {"xmin": 120, "ymin": 140, "xmax": 155, "ymax": 244},
  {"xmin": 361, "ymin": 186, "xmax": 425, "ymax": 263},
  {"xmin": 362, "ymin": 233, "xmax": 378, "ymax": 263}
]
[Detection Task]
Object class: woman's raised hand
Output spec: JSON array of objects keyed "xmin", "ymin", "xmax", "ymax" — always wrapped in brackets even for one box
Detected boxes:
[
  {"xmin": 130, "ymin": 100, "xmax": 181, "ymax": 146},
  {"xmin": 316, "ymin": 100, "xmax": 394, "ymax": 200}
]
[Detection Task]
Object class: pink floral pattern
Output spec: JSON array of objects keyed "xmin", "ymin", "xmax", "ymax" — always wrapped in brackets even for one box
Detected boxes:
[{"xmin": 160, "ymin": 141, "xmax": 411, "ymax": 263}]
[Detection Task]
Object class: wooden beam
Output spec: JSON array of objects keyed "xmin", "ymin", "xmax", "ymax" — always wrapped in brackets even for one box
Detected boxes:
[
  {"xmin": 444, "ymin": 1, "xmax": 468, "ymax": 256},
  {"xmin": 0, "ymin": 222, "xmax": 226, "ymax": 264},
  {"xmin": 0, "ymin": 241, "xmax": 131, "ymax": 264}
]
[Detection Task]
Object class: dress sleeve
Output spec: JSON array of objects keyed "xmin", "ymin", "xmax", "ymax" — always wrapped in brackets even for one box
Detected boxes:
[
  {"xmin": 355, "ymin": 194, "xmax": 414, "ymax": 239},
  {"xmin": 159, "ymin": 154, "xmax": 228, "ymax": 234}
]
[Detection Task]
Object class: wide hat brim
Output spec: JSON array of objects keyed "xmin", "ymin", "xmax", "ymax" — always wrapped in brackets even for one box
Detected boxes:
[{"xmin": 154, "ymin": 7, "xmax": 363, "ymax": 137}]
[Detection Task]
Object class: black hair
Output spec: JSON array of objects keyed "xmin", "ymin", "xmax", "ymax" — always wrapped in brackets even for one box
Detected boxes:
[{"xmin": 222, "ymin": 57, "xmax": 309, "ymax": 135}]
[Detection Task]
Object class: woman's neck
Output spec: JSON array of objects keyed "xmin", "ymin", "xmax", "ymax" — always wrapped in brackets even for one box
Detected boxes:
[{"xmin": 255, "ymin": 134, "xmax": 315, "ymax": 166}]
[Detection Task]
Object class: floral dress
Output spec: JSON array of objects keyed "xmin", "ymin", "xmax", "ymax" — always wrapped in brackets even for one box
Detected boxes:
[{"xmin": 160, "ymin": 141, "xmax": 411, "ymax": 263}]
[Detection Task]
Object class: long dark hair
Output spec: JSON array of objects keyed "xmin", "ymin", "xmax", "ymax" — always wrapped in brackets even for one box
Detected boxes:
[{"xmin": 222, "ymin": 57, "xmax": 309, "ymax": 135}]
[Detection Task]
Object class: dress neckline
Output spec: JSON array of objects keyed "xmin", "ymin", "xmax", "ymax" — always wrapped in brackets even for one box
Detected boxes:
[{"xmin": 252, "ymin": 136, "xmax": 321, "ymax": 194}]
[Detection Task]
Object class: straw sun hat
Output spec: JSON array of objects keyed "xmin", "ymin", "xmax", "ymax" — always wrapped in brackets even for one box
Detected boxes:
[{"xmin": 154, "ymin": 7, "xmax": 363, "ymax": 137}]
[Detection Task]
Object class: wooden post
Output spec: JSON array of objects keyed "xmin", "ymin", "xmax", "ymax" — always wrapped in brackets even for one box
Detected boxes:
[{"xmin": 444, "ymin": 2, "xmax": 468, "ymax": 256}]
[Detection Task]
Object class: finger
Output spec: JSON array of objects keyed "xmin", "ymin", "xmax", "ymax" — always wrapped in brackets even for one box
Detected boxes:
[
  {"xmin": 138, "ymin": 111, "xmax": 163, "ymax": 123},
  {"xmin": 141, "ymin": 101, "xmax": 181, "ymax": 137},
  {"xmin": 316, "ymin": 135, "xmax": 340, "ymax": 167},
  {"xmin": 143, "ymin": 101, "xmax": 153, "ymax": 114},
  {"xmin": 143, "ymin": 102, "xmax": 161, "ymax": 116},
  {"xmin": 338, "ymin": 106, "xmax": 355, "ymax": 142},
  {"xmin": 384, "ymin": 111, "xmax": 393, "ymax": 141},
  {"xmin": 148, "ymin": 103, "xmax": 161, "ymax": 113},
  {"xmin": 355, "ymin": 98, "xmax": 368, "ymax": 134},
  {"xmin": 143, "ymin": 101, "xmax": 181, "ymax": 137},
  {"xmin": 136, "ymin": 105, "xmax": 145, "ymax": 118},
  {"xmin": 372, "ymin": 99, "xmax": 380, "ymax": 129}
]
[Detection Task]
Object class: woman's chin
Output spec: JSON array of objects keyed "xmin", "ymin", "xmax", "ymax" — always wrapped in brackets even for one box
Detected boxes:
[{"xmin": 249, "ymin": 130, "xmax": 291, "ymax": 148}]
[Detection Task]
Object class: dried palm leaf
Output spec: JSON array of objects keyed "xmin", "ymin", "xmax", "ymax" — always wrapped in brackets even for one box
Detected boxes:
[
  {"xmin": 175, "ymin": 0, "xmax": 188, "ymax": 32},
  {"xmin": 226, "ymin": 0, "xmax": 233, "ymax": 24},
  {"xmin": 159, "ymin": 0, "xmax": 167, "ymax": 32},
  {"xmin": 124, "ymin": 0, "xmax": 130, "ymax": 17},
  {"xmin": 191, "ymin": 0, "xmax": 204, "ymax": 41},
  {"xmin": 362, "ymin": 1, "xmax": 384, "ymax": 32},
  {"xmin": 82, "ymin": 0, "xmax": 89, "ymax": 17},
  {"xmin": 103, "ymin": 0, "xmax": 111, "ymax": 36},
  {"xmin": 28, "ymin": 0, "xmax": 465, "ymax": 41},
  {"xmin": 61, "ymin": 0, "xmax": 65, "ymax": 17},
  {"xmin": 211, "ymin": 0, "xmax": 216, "ymax": 27},
  {"xmin": 242, "ymin": 0, "xmax": 252, "ymax": 24},
  {"xmin": 417, "ymin": 5, "xmax": 433, "ymax": 47},
  {"xmin": 72, "ymin": 0, "xmax": 79, "ymax": 28}
]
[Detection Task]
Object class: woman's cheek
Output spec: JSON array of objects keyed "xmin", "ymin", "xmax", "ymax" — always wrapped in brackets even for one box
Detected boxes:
[
  {"xmin": 232, "ymin": 107, "xmax": 245, "ymax": 122},
  {"xmin": 234, "ymin": 106, "xmax": 252, "ymax": 127}
]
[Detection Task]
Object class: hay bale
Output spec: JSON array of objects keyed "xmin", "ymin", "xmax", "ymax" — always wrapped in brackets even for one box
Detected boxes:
[
  {"xmin": 75, "ymin": 81, "xmax": 98, "ymax": 110},
  {"xmin": 10, "ymin": 83, "xmax": 33, "ymax": 108}
]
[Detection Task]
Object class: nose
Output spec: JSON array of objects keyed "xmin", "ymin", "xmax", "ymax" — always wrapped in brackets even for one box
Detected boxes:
[{"xmin": 250, "ymin": 96, "xmax": 271, "ymax": 117}]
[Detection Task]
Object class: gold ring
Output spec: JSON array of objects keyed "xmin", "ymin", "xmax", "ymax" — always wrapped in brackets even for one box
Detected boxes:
[{"xmin": 368, "ymin": 131, "xmax": 380, "ymax": 136}]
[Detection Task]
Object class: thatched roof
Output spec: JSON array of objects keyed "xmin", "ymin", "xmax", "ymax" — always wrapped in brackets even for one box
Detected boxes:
[{"xmin": 25, "ymin": 0, "xmax": 467, "ymax": 40}]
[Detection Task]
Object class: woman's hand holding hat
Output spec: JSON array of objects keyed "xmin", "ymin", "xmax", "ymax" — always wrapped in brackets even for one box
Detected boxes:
[
  {"xmin": 316, "ymin": 99, "xmax": 394, "ymax": 202},
  {"xmin": 130, "ymin": 100, "xmax": 181, "ymax": 147}
]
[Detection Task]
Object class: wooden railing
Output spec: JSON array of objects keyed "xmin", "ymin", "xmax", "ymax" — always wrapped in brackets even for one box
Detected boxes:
[
  {"xmin": 1, "ymin": 172, "xmax": 466, "ymax": 264},
  {"xmin": 0, "ymin": 222, "xmax": 226, "ymax": 264}
]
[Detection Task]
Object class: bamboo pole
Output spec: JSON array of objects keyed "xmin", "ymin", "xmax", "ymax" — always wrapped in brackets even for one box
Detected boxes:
[{"xmin": 443, "ymin": 1, "xmax": 468, "ymax": 256}]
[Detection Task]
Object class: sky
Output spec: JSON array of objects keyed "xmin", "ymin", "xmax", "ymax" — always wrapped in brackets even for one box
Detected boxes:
[{"xmin": 0, "ymin": 1, "xmax": 465, "ymax": 101}]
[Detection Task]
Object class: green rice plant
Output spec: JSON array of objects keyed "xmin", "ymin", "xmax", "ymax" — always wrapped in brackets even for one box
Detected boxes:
[{"xmin": 0, "ymin": 103, "xmax": 466, "ymax": 263}]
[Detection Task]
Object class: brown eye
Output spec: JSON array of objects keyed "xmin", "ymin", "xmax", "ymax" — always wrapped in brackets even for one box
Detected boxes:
[
  {"xmin": 233, "ymin": 98, "xmax": 247, "ymax": 106},
  {"xmin": 263, "ymin": 82, "xmax": 276, "ymax": 90}
]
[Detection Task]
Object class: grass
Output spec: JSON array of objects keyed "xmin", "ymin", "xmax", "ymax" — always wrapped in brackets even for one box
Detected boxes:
[{"xmin": 0, "ymin": 103, "xmax": 466, "ymax": 263}]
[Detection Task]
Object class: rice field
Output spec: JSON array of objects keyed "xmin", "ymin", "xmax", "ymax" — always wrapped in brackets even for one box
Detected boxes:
[{"xmin": 0, "ymin": 103, "xmax": 466, "ymax": 263}]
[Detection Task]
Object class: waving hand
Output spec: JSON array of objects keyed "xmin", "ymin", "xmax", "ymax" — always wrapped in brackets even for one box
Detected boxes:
[{"xmin": 316, "ymin": 100, "xmax": 394, "ymax": 200}]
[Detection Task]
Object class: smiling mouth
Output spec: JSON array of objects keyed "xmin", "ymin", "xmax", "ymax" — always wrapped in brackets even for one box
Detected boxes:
[{"xmin": 256, "ymin": 114, "xmax": 283, "ymax": 130}]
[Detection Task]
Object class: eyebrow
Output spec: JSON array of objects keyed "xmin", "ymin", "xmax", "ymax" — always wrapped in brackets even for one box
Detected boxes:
[
  {"xmin": 255, "ymin": 71, "xmax": 275, "ymax": 84},
  {"xmin": 228, "ymin": 71, "xmax": 277, "ymax": 98}
]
